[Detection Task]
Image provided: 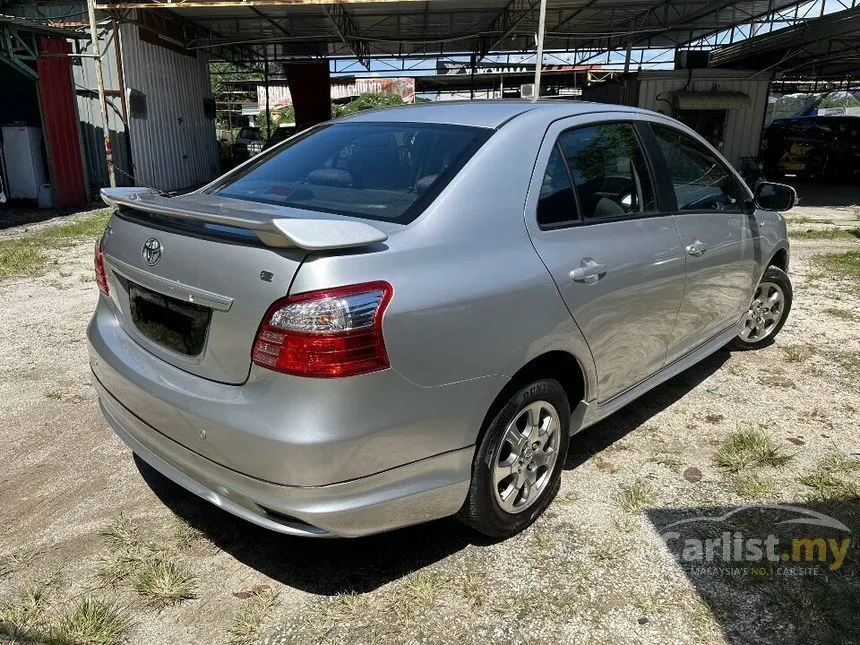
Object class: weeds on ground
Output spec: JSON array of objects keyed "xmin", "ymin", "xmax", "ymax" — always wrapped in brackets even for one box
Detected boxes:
[
  {"xmin": 821, "ymin": 250, "xmax": 860, "ymax": 286},
  {"xmin": 734, "ymin": 473, "xmax": 778, "ymax": 499},
  {"xmin": 790, "ymin": 227, "xmax": 860, "ymax": 241},
  {"xmin": 0, "ymin": 585, "xmax": 48, "ymax": 640},
  {"xmin": 0, "ymin": 209, "xmax": 110, "ymax": 278},
  {"xmin": 97, "ymin": 515, "xmax": 198, "ymax": 608},
  {"xmin": 799, "ymin": 453, "xmax": 860, "ymax": 500},
  {"xmin": 619, "ymin": 479, "xmax": 656, "ymax": 513},
  {"xmin": 782, "ymin": 344, "xmax": 812, "ymax": 363},
  {"xmin": 461, "ymin": 571, "xmax": 487, "ymax": 610},
  {"xmin": 0, "ymin": 546, "xmax": 44, "ymax": 579},
  {"xmin": 822, "ymin": 307, "xmax": 859, "ymax": 322},
  {"xmin": 51, "ymin": 599, "xmax": 130, "ymax": 645},
  {"xmin": 227, "ymin": 587, "xmax": 280, "ymax": 645},
  {"xmin": 713, "ymin": 426, "xmax": 793, "ymax": 472},
  {"xmin": 133, "ymin": 560, "xmax": 197, "ymax": 608}
]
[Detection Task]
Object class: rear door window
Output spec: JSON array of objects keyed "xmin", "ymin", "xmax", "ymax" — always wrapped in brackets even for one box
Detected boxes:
[
  {"xmin": 557, "ymin": 123, "xmax": 658, "ymax": 221},
  {"xmin": 537, "ymin": 145, "xmax": 579, "ymax": 228},
  {"xmin": 211, "ymin": 122, "xmax": 491, "ymax": 224}
]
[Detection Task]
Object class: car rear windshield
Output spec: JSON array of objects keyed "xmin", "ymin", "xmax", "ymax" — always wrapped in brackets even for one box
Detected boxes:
[{"xmin": 209, "ymin": 122, "xmax": 492, "ymax": 224}]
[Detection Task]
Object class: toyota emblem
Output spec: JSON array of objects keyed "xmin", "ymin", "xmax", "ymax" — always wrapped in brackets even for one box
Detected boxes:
[{"xmin": 142, "ymin": 238, "xmax": 163, "ymax": 266}]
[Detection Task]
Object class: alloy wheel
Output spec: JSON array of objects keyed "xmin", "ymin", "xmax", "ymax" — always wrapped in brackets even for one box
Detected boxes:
[
  {"xmin": 739, "ymin": 280, "xmax": 785, "ymax": 342},
  {"xmin": 491, "ymin": 400, "xmax": 561, "ymax": 513}
]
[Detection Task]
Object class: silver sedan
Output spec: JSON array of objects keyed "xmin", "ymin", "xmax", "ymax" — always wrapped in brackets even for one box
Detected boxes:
[{"xmin": 88, "ymin": 101, "xmax": 794, "ymax": 538}]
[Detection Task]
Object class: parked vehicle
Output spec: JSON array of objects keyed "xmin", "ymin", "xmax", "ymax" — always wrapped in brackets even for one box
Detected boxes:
[
  {"xmin": 760, "ymin": 115, "xmax": 860, "ymax": 181},
  {"xmin": 263, "ymin": 124, "xmax": 299, "ymax": 150},
  {"xmin": 89, "ymin": 102, "xmax": 794, "ymax": 539},
  {"xmin": 232, "ymin": 126, "xmax": 262, "ymax": 159}
]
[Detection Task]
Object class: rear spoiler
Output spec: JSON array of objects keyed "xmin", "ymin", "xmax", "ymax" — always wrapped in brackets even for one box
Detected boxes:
[{"xmin": 100, "ymin": 187, "xmax": 388, "ymax": 250}]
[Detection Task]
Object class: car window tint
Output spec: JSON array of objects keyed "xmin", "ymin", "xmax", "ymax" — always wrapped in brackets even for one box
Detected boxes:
[
  {"xmin": 557, "ymin": 123, "xmax": 657, "ymax": 221},
  {"xmin": 651, "ymin": 123, "xmax": 742, "ymax": 213},
  {"xmin": 537, "ymin": 145, "xmax": 579, "ymax": 228},
  {"xmin": 211, "ymin": 122, "xmax": 491, "ymax": 224}
]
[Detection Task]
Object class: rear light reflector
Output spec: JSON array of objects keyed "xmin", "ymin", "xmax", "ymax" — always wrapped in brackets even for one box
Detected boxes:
[
  {"xmin": 252, "ymin": 281, "xmax": 393, "ymax": 378},
  {"xmin": 94, "ymin": 235, "xmax": 109, "ymax": 296}
]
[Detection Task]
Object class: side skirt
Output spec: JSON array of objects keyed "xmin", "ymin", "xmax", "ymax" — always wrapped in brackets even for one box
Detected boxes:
[{"xmin": 571, "ymin": 322, "xmax": 741, "ymax": 434}]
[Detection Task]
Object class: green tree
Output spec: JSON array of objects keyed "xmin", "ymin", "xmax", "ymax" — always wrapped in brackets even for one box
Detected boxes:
[
  {"xmin": 332, "ymin": 92, "xmax": 405, "ymax": 117},
  {"xmin": 819, "ymin": 92, "xmax": 860, "ymax": 109}
]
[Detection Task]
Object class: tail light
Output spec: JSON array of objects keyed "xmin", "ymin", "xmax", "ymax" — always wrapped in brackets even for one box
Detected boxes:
[
  {"xmin": 94, "ymin": 235, "xmax": 109, "ymax": 296},
  {"xmin": 252, "ymin": 281, "xmax": 393, "ymax": 378}
]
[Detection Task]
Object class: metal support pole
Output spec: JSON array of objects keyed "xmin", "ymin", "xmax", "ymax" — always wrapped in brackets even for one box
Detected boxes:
[
  {"xmin": 533, "ymin": 0, "xmax": 548, "ymax": 99},
  {"xmin": 87, "ymin": 0, "xmax": 115, "ymax": 187},
  {"xmin": 263, "ymin": 53, "xmax": 270, "ymax": 142}
]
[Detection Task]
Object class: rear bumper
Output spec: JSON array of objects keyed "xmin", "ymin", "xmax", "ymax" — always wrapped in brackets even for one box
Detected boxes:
[{"xmin": 95, "ymin": 375, "xmax": 472, "ymax": 537}]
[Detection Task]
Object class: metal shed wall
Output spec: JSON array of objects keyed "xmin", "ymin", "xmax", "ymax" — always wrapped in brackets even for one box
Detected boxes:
[
  {"xmin": 120, "ymin": 21, "xmax": 218, "ymax": 192},
  {"xmin": 37, "ymin": 36, "xmax": 87, "ymax": 207},
  {"xmin": 634, "ymin": 70, "xmax": 771, "ymax": 169},
  {"xmin": 9, "ymin": 2, "xmax": 133, "ymax": 191}
]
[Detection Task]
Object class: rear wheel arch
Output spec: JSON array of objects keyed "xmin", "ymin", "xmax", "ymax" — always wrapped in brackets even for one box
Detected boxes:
[{"xmin": 475, "ymin": 351, "xmax": 587, "ymax": 451}]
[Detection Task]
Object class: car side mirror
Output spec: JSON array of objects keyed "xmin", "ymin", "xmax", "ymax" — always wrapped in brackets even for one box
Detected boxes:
[{"xmin": 753, "ymin": 182, "xmax": 796, "ymax": 212}]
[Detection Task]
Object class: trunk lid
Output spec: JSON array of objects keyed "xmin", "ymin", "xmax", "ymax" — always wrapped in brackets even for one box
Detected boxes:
[{"xmin": 99, "ymin": 189, "xmax": 388, "ymax": 385}]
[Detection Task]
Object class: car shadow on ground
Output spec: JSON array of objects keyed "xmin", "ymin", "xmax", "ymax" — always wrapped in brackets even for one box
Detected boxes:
[
  {"xmin": 136, "ymin": 347, "xmax": 730, "ymax": 596},
  {"xmin": 644, "ymin": 499, "xmax": 859, "ymax": 644},
  {"xmin": 791, "ymin": 182, "xmax": 860, "ymax": 208},
  {"xmin": 136, "ymin": 455, "xmax": 492, "ymax": 595},
  {"xmin": 564, "ymin": 348, "xmax": 731, "ymax": 470}
]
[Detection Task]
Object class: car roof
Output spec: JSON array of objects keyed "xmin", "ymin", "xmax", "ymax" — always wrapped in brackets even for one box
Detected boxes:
[{"xmin": 340, "ymin": 100, "xmax": 652, "ymax": 129}]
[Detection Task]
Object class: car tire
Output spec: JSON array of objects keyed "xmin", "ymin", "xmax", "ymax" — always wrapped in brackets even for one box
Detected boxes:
[
  {"xmin": 729, "ymin": 265, "xmax": 792, "ymax": 351},
  {"xmin": 458, "ymin": 379, "xmax": 570, "ymax": 538}
]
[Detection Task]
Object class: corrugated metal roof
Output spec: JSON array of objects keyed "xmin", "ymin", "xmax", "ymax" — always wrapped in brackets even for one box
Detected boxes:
[{"xmin": 78, "ymin": 0, "xmax": 810, "ymax": 61}]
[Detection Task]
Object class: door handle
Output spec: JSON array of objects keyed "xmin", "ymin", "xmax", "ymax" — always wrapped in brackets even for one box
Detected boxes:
[
  {"xmin": 685, "ymin": 239, "xmax": 708, "ymax": 257},
  {"xmin": 570, "ymin": 258, "xmax": 608, "ymax": 283}
]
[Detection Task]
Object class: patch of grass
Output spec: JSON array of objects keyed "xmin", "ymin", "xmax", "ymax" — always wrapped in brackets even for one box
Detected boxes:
[
  {"xmin": 713, "ymin": 426, "xmax": 793, "ymax": 473},
  {"xmin": 782, "ymin": 344, "xmax": 812, "ymax": 363},
  {"xmin": 169, "ymin": 518, "xmax": 207, "ymax": 551},
  {"xmin": 51, "ymin": 598, "xmax": 130, "ymax": 645},
  {"xmin": 133, "ymin": 560, "xmax": 197, "ymax": 608},
  {"xmin": 0, "ymin": 210, "xmax": 109, "ymax": 278},
  {"xmin": 594, "ymin": 540, "xmax": 631, "ymax": 562},
  {"xmin": 99, "ymin": 515, "xmax": 139, "ymax": 552},
  {"xmin": 97, "ymin": 549, "xmax": 151, "ymax": 587},
  {"xmin": 227, "ymin": 587, "xmax": 280, "ymax": 645},
  {"xmin": 619, "ymin": 479, "xmax": 656, "ymax": 513},
  {"xmin": 823, "ymin": 306, "xmax": 859, "ymax": 322},
  {"xmin": 0, "ymin": 585, "xmax": 49, "ymax": 640},
  {"xmin": 612, "ymin": 515, "xmax": 637, "ymax": 534},
  {"xmin": 633, "ymin": 591, "xmax": 673, "ymax": 615},
  {"xmin": 726, "ymin": 361, "xmax": 747, "ymax": 377},
  {"xmin": 305, "ymin": 592, "xmax": 368, "ymax": 635},
  {"xmin": 799, "ymin": 453, "xmax": 860, "ymax": 500},
  {"xmin": 821, "ymin": 250, "xmax": 860, "ymax": 285},
  {"xmin": 461, "ymin": 570, "xmax": 486, "ymax": 610},
  {"xmin": 651, "ymin": 451, "xmax": 683, "ymax": 469},
  {"xmin": 764, "ymin": 579, "xmax": 858, "ymax": 642},
  {"xmin": 389, "ymin": 570, "xmax": 445, "ymax": 623},
  {"xmin": 734, "ymin": 473, "xmax": 778, "ymax": 499},
  {"xmin": 790, "ymin": 227, "xmax": 860, "ymax": 240},
  {"xmin": 0, "ymin": 546, "xmax": 44, "ymax": 578},
  {"xmin": 531, "ymin": 525, "xmax": 554, "ymax": 549}
]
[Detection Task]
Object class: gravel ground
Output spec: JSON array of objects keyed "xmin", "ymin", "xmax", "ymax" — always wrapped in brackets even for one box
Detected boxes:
[{"xmin": 0, "ymin": 195, "xmax": 858, "ymax": 645}]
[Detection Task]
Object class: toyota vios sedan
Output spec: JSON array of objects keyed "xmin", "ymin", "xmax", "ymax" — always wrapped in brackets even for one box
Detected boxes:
[{"xmin": 88, "ymin": 102, "xmax": 795, "ymax": 538}]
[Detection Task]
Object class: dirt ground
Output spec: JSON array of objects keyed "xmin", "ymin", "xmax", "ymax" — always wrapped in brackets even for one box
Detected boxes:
[{"xmin": 0, "ymin": 187, "xmax": 858, "ymax": 645}]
